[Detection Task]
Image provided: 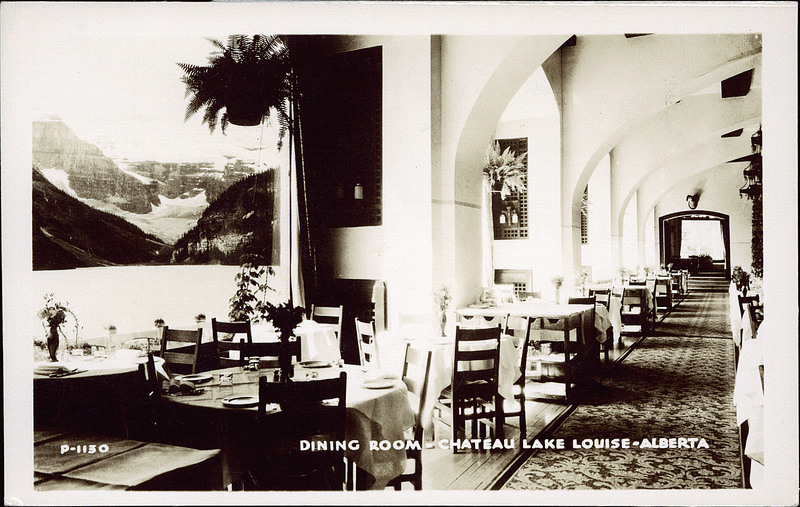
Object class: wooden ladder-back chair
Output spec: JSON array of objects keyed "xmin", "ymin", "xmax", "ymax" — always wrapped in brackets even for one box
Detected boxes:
[
  {"xmin": 450, "ymin": 326, "xmax": 503, "ymax": 450},
  {"xmin": 354, "ymin": 318, "xmax": 379, "ymax": 369},
  {"xmin": 252, "ymin": 373, "xmax": 348, "ymax": 490},
  {"xmin": 589, "ymin": 289, "xmax": 611, "ymax": 309},
  {"xmin": 654, "ymin": 278, "xmax": 672, "ymax": 312},
  {"xmin": 311, "ymin": 305, "xmax": 344, "ymax": 346},
  {"xmin": 620, "ymin": 288, "xmax": 649, "ymax": 337},
  {"xmin": 502, "ymin": 316, "xmax": 531, "ymax": 439},
  {"xmin": 737, "ymin": 294, "xmax": 760, "ymax": 317},
  {"xmin": 159, "ymin": 327, "xmax": 203, "ymax": 375},
  {"xmin": 569, "ymin": 296, "xmax": 603, "ymax": 361},
  {"xmin": 387, "ymin": 344, "xmax": 432, "ymax": 490},
  {"xmin": 211, "ymin": 318, "xmax": 253, "ymax": 368}
]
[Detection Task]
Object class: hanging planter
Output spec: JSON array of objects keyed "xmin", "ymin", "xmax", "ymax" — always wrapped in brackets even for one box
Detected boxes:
[{"xmin": 179, "ymin": 35, "xmax": 291, "ymax": 136}]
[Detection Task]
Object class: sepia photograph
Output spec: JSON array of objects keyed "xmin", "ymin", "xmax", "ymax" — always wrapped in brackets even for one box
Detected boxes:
[{"xmin": 2, "ymin": 2, "xmax": 797, "ymax": 505}]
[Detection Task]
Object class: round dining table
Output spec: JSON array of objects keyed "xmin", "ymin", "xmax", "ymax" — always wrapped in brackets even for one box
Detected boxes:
[
  {"xmin": 160, "ymin": 363, "xmax": 415, "ymax": 490},
  {"xmin": 34, "ymin": 352, "xmax": 166, "ymax": 439}
]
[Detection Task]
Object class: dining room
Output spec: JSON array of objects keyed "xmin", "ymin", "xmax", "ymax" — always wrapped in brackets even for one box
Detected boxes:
[{"xmin": 4, "ymin": 2, "xmax": 798, "ymax": 505}]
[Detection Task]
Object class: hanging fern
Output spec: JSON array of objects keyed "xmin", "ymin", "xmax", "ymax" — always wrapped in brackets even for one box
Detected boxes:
[
  {"xmin": 483, "ymin": 141, "xmax": 528, "ymax": 199},
  {"xmin": 178, "ymin": 34, "xmax": 292, "ymax": 139}
]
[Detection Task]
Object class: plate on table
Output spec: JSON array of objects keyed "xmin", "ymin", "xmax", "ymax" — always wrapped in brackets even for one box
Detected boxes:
[
  {"xmin": 177, "ymin": 373, "xmax": 213, "ymax": 384},
  {"xmin": 298, "ymin": 360, "xmax": 332, "ymax": 369},
  {"xmin": 362, "ymin": 379, "xmax": 394, "ymax": 390},
  {"xmin": 221, "ymin": 395, "xmax": 259, "ymax": 408}
]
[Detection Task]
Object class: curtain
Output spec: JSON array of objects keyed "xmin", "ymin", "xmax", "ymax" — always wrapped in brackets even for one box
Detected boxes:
[
  {"xmin": 669, "ymin": 219, "xmax": 682, "ymax": 260},
  {"xmin": 287, "ymin": 43, "xmax": 318, "ymax": 310}
]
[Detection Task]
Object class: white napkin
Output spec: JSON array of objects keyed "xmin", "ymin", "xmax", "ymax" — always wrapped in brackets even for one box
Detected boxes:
[{"xmin": 34, "ymin": 364, "xmax": 78, "ymax": 376}]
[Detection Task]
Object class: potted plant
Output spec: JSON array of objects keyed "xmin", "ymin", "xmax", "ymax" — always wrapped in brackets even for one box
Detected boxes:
[
  {"xmin": 731, "ymin": 266, "xmax": 751, "ymax": 294},
  {"xmin": 264, "ymin": 302, "xmax": 306, "ymax": 381},
  {"xmin": 179, "ymin": 34, "xmax": 291, "ymax": 135},
  {"xmin": 433, "ymin": 285, "xmax": 453, "ymax": 337},
  {"xmin": 36, "ymin": 293, "xmax": 78, "ymax": 362},
  {"xmin": 229, "ymin": 263, "xmax": 276, "ymax": 323},
  {"xmin": 482, "ymin": 141, "xmax": 527, "ymax": 286}
]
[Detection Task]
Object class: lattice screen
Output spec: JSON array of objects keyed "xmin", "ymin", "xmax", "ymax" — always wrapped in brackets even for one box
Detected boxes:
[
  {"xmin": 494, "ymin": 138, "xmax": 528, "ymax": 239},
  {"xmin": 581, "ymin": 185, "xmax": 589, "ymax": 244}
]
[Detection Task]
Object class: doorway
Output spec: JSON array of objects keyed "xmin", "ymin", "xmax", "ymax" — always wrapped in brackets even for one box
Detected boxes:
[{"xmin": 659, "ymin": 211, "xmax": 731, "ymax": 278}]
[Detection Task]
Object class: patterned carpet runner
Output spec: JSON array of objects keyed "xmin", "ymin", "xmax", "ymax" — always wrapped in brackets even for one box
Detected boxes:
[{"xmin": 502, "ymin": 276, "xmax": 742, "ymax": 489}]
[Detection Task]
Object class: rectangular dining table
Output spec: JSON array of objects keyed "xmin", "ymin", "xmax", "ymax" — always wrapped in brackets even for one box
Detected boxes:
[{"xmin": 159, "ymin": 363, "xmax": 415, "ymax": 490}]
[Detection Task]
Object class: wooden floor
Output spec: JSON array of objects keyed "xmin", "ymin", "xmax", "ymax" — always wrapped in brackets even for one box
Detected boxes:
[
  {"xmin": 413, "ymin": 333, "xmax": 644, "ymax": 491},
  {"xmin": 411, "ymin": 292, "xmax": 694, "ymax": 491}
]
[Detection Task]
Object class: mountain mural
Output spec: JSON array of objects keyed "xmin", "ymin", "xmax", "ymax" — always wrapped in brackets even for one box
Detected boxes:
[
  {"xmin": 33, "ymin": 166, "xmax": 173, "ymax": 270},
  {"xmin": 33, "ymin": 118, "xmax": 157, "ymax": 214},
  {"xmin": 170, "ymin": 170, "xmax": 279, "ymax": 265},
  {"xmin": 32, "ymin": 118, "xmax": 279, "ymax": 270}
]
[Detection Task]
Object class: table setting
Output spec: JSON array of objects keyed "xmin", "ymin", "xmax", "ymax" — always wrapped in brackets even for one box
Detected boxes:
[{"xmin": 159, "ymin": 360, "xmax": 415, "ymax": 489}]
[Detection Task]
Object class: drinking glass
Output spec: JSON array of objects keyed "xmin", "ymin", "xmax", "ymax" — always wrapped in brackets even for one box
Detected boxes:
[{"xmin": 214, "ymin": 373, "xmax": 234, "ymax": 400}]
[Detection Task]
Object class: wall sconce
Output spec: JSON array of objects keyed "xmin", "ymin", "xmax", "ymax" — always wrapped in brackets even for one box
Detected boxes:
[
  {"xmin": 686, "ymin": 194, "xmax": 698, "ymax": 210},
  {"xmin": 499, "ymin": 211, "xmax": 507, "ymax": 224},
  {"xmin": 354, "ymin": 183, "xmax": 364, "ymax": 200},
  {"xmin": 511, "ymin": 209, "xmax": 519, "ymax": 224}
]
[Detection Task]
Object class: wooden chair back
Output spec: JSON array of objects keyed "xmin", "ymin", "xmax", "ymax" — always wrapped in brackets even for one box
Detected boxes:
[
  {"xmin": 355, "ymin": 318, "xmax": 379, "ymax": 369},
  {"xmin": 451, "ymin": 326, "xmax": 502, "ymax": 445},
  {"xmin": 738, "ymin": 294, "xmax": 760, "ymax": 316},
  {"xmin": 211, "ymin": 318, "xmax": 253, "ymax": 368},
  {"xmin": 159, "ymin": 327, "xmax": 203, "ymax": 375},
  {"xmin": 387, "ymin": 344, "xmax": 432, "ymax": 490},
  {"xmin": 589, "ymin": 289, "xmax": 611, "ymax": 308},
  {"xmin": 254, "ymin": 372, "xmax": 347, "ymax": 490},
  {"xmin": 311, "ymin": 305, "xmax": 344, "ymax": 345}
]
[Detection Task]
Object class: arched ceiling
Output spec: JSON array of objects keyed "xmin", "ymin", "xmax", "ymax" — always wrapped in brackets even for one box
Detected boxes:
[
  {"xmin": 549, "ymin": 33, "xmax": 762, "ymax": 224},
  {"xmin": 612, "ymin": 88, "xmax": 762, "ymax": 232}
]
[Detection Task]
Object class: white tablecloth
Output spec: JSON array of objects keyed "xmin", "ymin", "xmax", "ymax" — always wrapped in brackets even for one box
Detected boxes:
[
  {"xmin": 34, "ymin": 351, "xmax": 168, "ymax": 379},
  {"xmin": 729, "ymin": 283, "xmax": 743, "ymax": 347},
  {"xmin": 733, "ymin": 330, "xmax": 764, "ymax": 471},
  {"xmin": 251, "ymin": 320, "xmax": 341, "ymax": 363},
  {"xmin": 341, "ymin": 366, "xmax": 416, "ymax": 489},
  {"xmin": 606, "ymin": 297, "xmax": 623, "ymax": 340}
]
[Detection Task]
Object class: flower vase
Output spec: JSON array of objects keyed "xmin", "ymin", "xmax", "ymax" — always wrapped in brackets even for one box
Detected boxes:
[
  {"xmin": 439, "ymin": 311, "xmax": 447, "ymax": 337},
  {"xmin": 46, "ymin": 325, "xmax": 60, "ymax": 362},
  {"xmin": 278, "ymin": 334, "xmax": 294, "ymax": 382}
]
